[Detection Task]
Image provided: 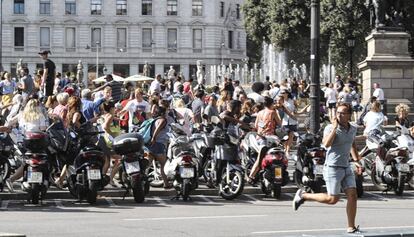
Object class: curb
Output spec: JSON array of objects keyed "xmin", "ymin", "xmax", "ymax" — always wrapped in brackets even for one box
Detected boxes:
[
  {"xmin": 0, "ymin": 183, "xmax": 406, "ymax": 201},
  {"xmin": 0, "ymin": 234, "xmax": 25, "ymax": 237}
]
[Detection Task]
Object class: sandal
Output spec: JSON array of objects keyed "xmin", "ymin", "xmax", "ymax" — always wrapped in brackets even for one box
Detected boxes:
[
  {"xmin": 247, "ymin": 177, "xmax": 257, "ymax": 186},
  {"xmin": 347, "ymin": 225, "xmax": 361, "ymax": 234},
  {"xmin": 163, "ymin": 183, "xmax": 173, "ymax": 189}
]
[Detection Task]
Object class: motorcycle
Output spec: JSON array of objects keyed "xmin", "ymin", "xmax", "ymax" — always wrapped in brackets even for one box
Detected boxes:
[
  {"xmin": 21, "ymin": 132, "xmax": 51, "ymax": 204},
  {"xmin": 366, "ymin": 129, "xmax": 411, "ymax": 195},
  {"xmin": 113, "ymin": 133, "xmax": 150, "ymax": 203},
  {"xmin": 0, "ymin": 131, "xmax": 23, "ymax": 188},
  {"xmin": 204, "ymin": 116, "xmax": 245, "ymax": 200},
  {"xmin": 190, "ymin": 124, "xmax": 214, "ymax": 180},
  {"xmin": 393, "ymin": 125, "xmax": 414, "ymax": 189},
  {"xmin": 241, "ymin": 133, "xmax": 289, "ymax": 199},
  {"xmin": 293, "ymin": 132, "xmax": 326, "ymax": 193},
  {"xmin": 69, "ymin": 122, "xmax": 106, "ymax": 204},
  {"xmin": 165, "ymin": 123, "xmax": 198, "ymax": 201}
]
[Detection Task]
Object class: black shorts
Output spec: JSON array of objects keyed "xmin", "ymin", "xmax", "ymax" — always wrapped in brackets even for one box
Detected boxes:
[
  {"xmin": 328, "ymin": 103, "xmax": 336, "ymax": 109},
  {"xmin": 282, "ymin": 125, "xmax": 297, "ymax": 133},
  {"xmin": 45, "ymin": 82, "xmax": 54, "ymax": 97}
]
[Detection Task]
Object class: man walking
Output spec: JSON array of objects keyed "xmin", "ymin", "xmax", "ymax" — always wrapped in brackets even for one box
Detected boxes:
[
  {"xmin": 293, "ymin": 103, "xmax": 363, "ymax": 234},
  {"xmin": 39, "ymin": 50, "xmax": 55, "ymax": 97}
]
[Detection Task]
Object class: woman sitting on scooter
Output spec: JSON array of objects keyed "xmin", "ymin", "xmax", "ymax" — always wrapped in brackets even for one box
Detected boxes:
[
  {"xmin": 146, "ymin": 104, "xmax": 171, "ymax": 189},
  {"xmin": 4, "ymin": 98, "xmax": 49, "ymax": 192},
  {"xmin": 247, "ymin": 96, "xmax": 282, "ymax": 183}
]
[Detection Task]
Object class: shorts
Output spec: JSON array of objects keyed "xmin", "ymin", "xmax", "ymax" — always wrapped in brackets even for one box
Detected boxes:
[
  {"xmin": 146, "ymin": 142, "xmax": 166, "ymax": 156},
  {"xmin": 323, "ymin": 165, "xmax": 356, "ymax": 195},
  {"xmin": 247, "ymin": 133, "xmax": 266, "ymax": 153},
  {"xmin": 282, "ymin": 125, "xmax": 297, "ymax": 133},
  {"xmin": 328, "ymin": 103, "xmax": 336, "ymax": 109}
]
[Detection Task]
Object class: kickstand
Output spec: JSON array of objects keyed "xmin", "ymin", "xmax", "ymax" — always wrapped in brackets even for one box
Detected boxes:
[{"xmin": 122, "ymin": 188, "xmax": 130, "ymax": 200}]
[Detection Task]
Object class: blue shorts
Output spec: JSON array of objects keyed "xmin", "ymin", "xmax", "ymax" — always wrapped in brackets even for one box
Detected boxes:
[
  {"xmin": 323, "ymin": 165, "xmax": 356, "ymax": 196},
  {"xmin": 146, "ymin": 142, "xmax": 166, "ymax": 156}
]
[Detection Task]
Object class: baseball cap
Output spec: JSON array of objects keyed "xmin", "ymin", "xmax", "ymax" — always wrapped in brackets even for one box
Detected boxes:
[{"xmin": 38, "ymin": 50, "xmax": 50, "ymax": 55}]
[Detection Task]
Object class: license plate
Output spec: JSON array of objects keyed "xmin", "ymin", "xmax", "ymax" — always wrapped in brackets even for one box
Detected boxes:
[
  {"xmin": 180, "ymin": 167, "xmax": 195, "ymax": 178},
  {"xmin": 274, "ymin": 167, "xmax": 282, "ymax": 179},
  {"xmin": 87, "ymin": 169, "xmax": 101, "ymax": 180},
  {"xmin": 125, "ymin": 161, "xmax": 140, "ymax": 174},
  {"xmin": 398, "ymin": 164, "xmax": 410, "ymax": 172},
  {"xmin": 314, "ymin": 165, "xmax": 324, "ymax": 175},
  {"xmin": 27, "ymin": 171, "xmax": 43, "ymax": 183}
]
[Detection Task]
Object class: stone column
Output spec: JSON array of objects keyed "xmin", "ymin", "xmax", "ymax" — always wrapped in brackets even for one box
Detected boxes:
[{"xmin": 358, "ymin": 31, "xmax": 414, "ymax": 106}]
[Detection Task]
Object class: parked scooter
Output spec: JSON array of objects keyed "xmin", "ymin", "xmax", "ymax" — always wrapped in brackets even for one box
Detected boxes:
[
  {"xmin": 69, "ymin": 122, "xmax": 106, "ymax": 204},
  {"xmin": 393, "ymin": 125, "xmax": 414, "ymax": 189},
  {"xmin": 293, "ymin": 132, "xmax": 326, "ymax": 193},
  {"xmin": 0, "ymin": 131, "xmax": 23, "ymax": 187},
  {"xmin": 204, "ymin": 116, "xmax": 245, "ymax": 200},
  {"xmin": 366, "ymin": 129, "xmax": 411, "ymax": 195},
  {"xmin": 165, "ymin": 123, "xmax": 198, "ymax": 201},
  {"xmin": 21, "ymin": 132, "xmax": 51, "ymax": 204},
  {"xmin": 113, "ymin": 133, "xmax": 150, "ymax": 203},
  {"xmin": 241, "ymin": 133, "xmax": 289, "ymax": 199}
]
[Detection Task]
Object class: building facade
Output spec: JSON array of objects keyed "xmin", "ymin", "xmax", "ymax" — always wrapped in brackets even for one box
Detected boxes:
[{"xmin": 1, "ymin": 0, "xmax": 247, "ymax": 83}]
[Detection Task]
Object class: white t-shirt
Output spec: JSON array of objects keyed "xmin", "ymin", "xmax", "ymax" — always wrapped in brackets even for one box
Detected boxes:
[
  {"xmin": 363, "ymin": 111, "xmax": 387, "ymax": 135},
  {"xmin": 325, "ymin": 87, "xmax": 337, "ymax": 104},
  {"xmin": 247, "ymin": 92, "xmax": 265, "ymax": 104},
  {"xmin": 174, "ymin": 107, "xmax": 194, "ymax": 136},
  {"xmin": 373, "ymin": 88, "xmax": 385, "ymax": 101},
  {"xmin": 269, "ymin": 87, "xmax": 280, "ymax": 99},
  {"xmin": 124, "ymin": 99, "xmax": 151, "ymax": 132},
  {"xmin": 173, "ymin": 81, "xmax": 182, "ymax": 93},
  {"xmin": 281, "ymin": 99, "xmax": 298, "ymax": 126},
  {"xmin": 149, "ymin": 80, "xmax": 161, "ymax": 95}
]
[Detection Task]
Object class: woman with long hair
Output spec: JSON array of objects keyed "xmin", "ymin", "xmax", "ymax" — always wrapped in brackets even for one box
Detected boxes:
[
  {"xmin": 4, "ymin": 99, "xmax": 49, "ymax": 192},
  {"xmin": 67, "ymin": 96, "xmax": 85, "ymax": 129},
  {"xmin": 217, "ymin": 90, "xmax": 231, "ymax": 113}
]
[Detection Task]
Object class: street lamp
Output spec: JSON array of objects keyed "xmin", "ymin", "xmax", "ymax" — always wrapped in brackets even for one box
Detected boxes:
[
  {"xmin": 86, "ymin": 41, "xmax": 101, "ymax": 79},
  {"xmin": 347, "ymin": 36, "xmax": 356, "ymax": 79},
  {"xmin": 0, "ymin": 0, "xmax": 3, "ymax": 71}
]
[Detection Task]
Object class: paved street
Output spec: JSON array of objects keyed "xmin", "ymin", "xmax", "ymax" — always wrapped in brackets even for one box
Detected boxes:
[{"xmin": 1, "ymin": 190, "xmax": 414, "ymax": 237}]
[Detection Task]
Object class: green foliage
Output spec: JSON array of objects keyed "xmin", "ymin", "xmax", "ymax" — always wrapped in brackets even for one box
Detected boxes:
[{"xmin": 243, "ymin": 0, "xmax": 414, "ymax": 77}]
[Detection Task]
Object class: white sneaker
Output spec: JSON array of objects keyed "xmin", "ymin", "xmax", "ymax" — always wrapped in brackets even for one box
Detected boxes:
[
  {"xmin": 5, "ymin": 178, "xmax": 15, "ymax": 193},
  {"xmin": 292, "ymin": 189, "xmax": 305, "ymax": 211}
]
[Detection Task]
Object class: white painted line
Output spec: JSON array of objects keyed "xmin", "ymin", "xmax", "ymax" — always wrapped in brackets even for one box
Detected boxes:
[
  {"xmin": 1, "ymin": 200, "xmax": 9, "ymax": 210},
  {"xmin": 124, "ymin": 214, "xmax": 267, "ymax": 221},
  {"xmin": 105, "ymin": 198, "xmax": 119, "ymax": 207},
  {"xmin": 364, "ymin": 192, "xmax": 387, "ymax": 200},
  {"xmin": 197, "ymin": 195, "xmax": 214, "ymax": 204},
  {"xmin": 244, "ymin": 194, "xmax": 261, "ymax": 203},
  {"xmin": 153, "ymin": 196, "xmax": 167, "ymax": 205},
  {"xmin": 284, "ymin": 193, "xmax": 294, "ymax": 198},
  {"xmin": 251, "ymin": 225, "xmax": 414, "ymax": 235},
  {"xmin": 54, "ymin": 200, "xmax": 64, "ymax": 208}
]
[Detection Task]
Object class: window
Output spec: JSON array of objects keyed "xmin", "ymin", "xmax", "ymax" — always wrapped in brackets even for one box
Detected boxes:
[
  {"xmin": 117, "ymin": 28, "xmax": 127, "ymax": 52},
  {"xmin": 113, "ymin": 64, "xmax": 129, "ymax": 78},
  {"xmin": 65, "ymin": 28, "xmax": 76, "ymax": 52},
  {"xmin": 167, "ymin": 28, "xmax": 177, "ymax": 52},
  {"xmin": 220, "ymin": 2, "xmax": 224, "ymax": 17},
  {"xmin": 192, "ymin": 0, "xmax": 202, "ymax": 16},
  {"xmin": 142, "ymin": 0, "xmax": 152, "ymax": 15},
  {"xmin": 167, "ymin": 0, "xmax": 177, "ymax": 16},
  {"xmin": 14, "ymin": 27, "xmax": 24, "ymax": 51},
  {"xmin": 91, "ymin": 0, "xmax": 102, "ymax": 15},
  {"xmin": 142, "ymin": 28, "xmax": 153, "ymax": 51},
  {"xmin": 14, "ymin": 0, "xmax": 24, "ymax": 14},
  {"xmin": 91, "ymin": 28, "xmax": 101, "ymax": 51},
  {"xmin": 40, "ymin": 27, "xmax": 50, "ymax": 49},
  {"xmin": 236, "ymin": 4, "xmax": 240, "ymax": 19},
  {"xmin": 39, "ymin": 0, "xmax": 51, "ymax": 15},
  {"xmin": 228, "ymin": 30, "xmax": 233, "ymax": 49},
  {"xmin": 116, "ymin": 0, "xmax": 127, "ymax": 15},
  {"xmin": 192, "ymin": 29, "xmax": 202, "ymax": 52},
  {"xmin": 65, "ymin": 0, "xmax": 76, "ymax": 15}
]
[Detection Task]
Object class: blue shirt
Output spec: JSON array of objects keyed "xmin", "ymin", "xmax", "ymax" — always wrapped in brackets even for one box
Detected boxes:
[
  {"xmin": 323, "ymin": 123, "xmax": 357, "ymax": 167},
  {"xmin": 0, "ymin": 80, "xmax": 16, "ymax": 95},
  {"xmin": 81, "ymin": 98, "xmax": 105, "ymax": 120}
]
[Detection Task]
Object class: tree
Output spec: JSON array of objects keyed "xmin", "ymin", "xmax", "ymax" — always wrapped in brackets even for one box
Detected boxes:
[{"xmin": 243, "ymin": 0, "xmax": 414, "ymax": 77}]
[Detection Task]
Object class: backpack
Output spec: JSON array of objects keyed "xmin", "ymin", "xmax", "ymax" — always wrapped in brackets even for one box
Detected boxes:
[{"xmin": 137, "ymin": 118, "xmax": 156, "ymax": 144}]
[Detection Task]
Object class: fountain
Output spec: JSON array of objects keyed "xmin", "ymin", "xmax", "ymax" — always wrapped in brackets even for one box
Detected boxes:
[{"xmin": 261, "ymin": 43, "xmax": 287, "ymax": 83}]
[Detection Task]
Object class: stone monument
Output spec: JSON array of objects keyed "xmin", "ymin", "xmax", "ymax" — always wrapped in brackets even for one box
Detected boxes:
[
  {"xmin": 358, "ymin": 1, "xmax": 413, "ymax": 107},
  {"xmin": 77, "ymin": 60, "xmax": 84, "ymax": 87},
  {"xmin": 143, "ymin": 61, "xmax": 151, "ymax": 77},
  {"xmin": 196, "ymin": 60, "xmax": 204, "ymax": 85}
]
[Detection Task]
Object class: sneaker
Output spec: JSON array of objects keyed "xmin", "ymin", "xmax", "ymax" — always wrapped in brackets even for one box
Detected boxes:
[
  {"xmin": 4, "ymin": 178, "xmax": 15, "ymax": 193},
  {"xmin": 292, "ymin": 189, "xmax": 305, "ymax": 211},
  {"xmin": 347, "ymin": 225, "xmax": 361, "ymax": 234}
]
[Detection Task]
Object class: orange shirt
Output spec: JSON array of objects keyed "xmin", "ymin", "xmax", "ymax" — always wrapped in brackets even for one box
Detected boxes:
[{"xmin": 255, "ymin": 108, "xmax": 277, "ymax": 136}]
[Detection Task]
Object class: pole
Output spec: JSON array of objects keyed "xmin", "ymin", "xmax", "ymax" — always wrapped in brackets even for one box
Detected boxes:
[
  {"xmin": 310, "ymin": 0, "xmax": 321, "ymax": 135},
  {"xmin": 350, "ymin": 47, "xmax": 353, "ymax": 79},
  {"xmin": 96, "ymin": 42, "xmax": 99, "ymax": 79},
  {"xmin": 0, "ymin": 0, "xmax": 3, "ymax": 71},
  {"xmin": 328, "ymin": 43, "xmax": 332, "ymax": 83}
]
